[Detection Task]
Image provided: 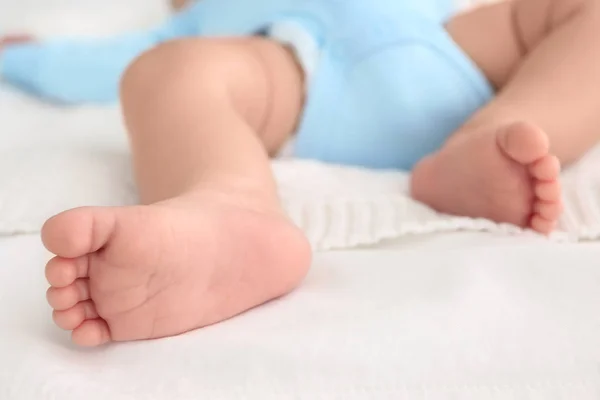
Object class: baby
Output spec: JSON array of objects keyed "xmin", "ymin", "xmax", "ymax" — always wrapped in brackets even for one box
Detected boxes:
[{"xmin": 1, "ymin": 0, "xmax": 598, "ymax": 347}]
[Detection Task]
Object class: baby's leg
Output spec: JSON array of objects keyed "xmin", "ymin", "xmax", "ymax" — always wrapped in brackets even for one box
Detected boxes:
[
  {"xmin": 412, "ymin": 0, "xmax": 600, "ymax": 233},
  {"xmin": 450, "ymin": 0, "xmax": 600, "ymax": 163},
  {"xmin": 42, "ymin": 37, "xmax": 311, "ymax": 346}
]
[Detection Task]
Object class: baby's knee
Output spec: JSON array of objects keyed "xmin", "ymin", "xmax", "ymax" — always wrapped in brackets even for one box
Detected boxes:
[{"xmin": 120, "ymin": 39, "xmax": 234, "ymax": 105}]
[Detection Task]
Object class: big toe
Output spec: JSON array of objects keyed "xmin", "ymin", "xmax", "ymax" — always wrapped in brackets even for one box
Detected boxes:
[
  {"xmin": 42, "ymin": 207, "xmax": 117, "ymax": 258},
  {"xmin": 497, "ymin": 121, "xmax": 549, "ymax": 165}
]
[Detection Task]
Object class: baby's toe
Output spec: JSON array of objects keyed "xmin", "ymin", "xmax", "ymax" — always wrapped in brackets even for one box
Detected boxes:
[
  {"xmin": 535, "ymin": 180, "xmax": 562, "ymax": 202},
  {"xmin": 530, "ymin": 155, "xmax": 560, "ymax": 181},
  {"xmin": 45, "ymin": 258, "xmax": 77, "ymax": 288},
  {"xmin": 530, "ymin": 215, "xmax": 557, "ymax": 235},
  {"xmin": 45, "ymin": 256, "xmax": 89, "ymax": 288},
  {"xmin": 497, "ymin": 121, "xmax": 549, "ymax": 164},
  {"xmin": 52, "ymin": 300, "xmax": 99, "ymax": 331},
  {"xmin": 42, "ymin": 207, "xmax": 116, "ymax": 258},
  {"xmin": 534, "ymin": 200, "xmax": 564, "ymax": 221},
  {"xmin": 47, "ymin": 279, "xmax": 90, "ymax": 311},
  {"xmin": 72, "ymin": 319, "xmax": 112, "ymax": 347}
]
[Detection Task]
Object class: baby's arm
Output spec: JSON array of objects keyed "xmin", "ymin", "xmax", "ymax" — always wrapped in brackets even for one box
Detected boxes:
[
  {"xmin": 171, "ymin": 0, "xmax": 192, "ymax": 10},
  {"xmin": 0, "ymin": 0, "xmax": 285, "ymax": 104},
  {"xmin": 0, "ymin": 2, "xmax": 204, "ymax": 104}
]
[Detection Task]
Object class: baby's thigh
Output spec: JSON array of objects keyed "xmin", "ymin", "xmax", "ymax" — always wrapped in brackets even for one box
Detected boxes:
[
  {"xmin": 446, "ymin": 0, "xmax": 590, "ymax": 89},
  {"xmin": 122, "ymin": 37, "xmax": 305, "ymax": 154}
]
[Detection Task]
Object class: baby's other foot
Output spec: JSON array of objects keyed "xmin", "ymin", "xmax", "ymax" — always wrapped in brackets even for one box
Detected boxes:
[
  {"xmin": 410, "ymin": 121, "xmax": 563, "ymax": 234},
  {"xmin": 42, "ymin": 192, "xmax": 311, "ymax": 347}
]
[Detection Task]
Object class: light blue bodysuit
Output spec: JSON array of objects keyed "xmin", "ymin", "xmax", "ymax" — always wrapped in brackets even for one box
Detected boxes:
[{"xmin": 0, "ymin": 0, "xmax": 494, "ymax": 170}]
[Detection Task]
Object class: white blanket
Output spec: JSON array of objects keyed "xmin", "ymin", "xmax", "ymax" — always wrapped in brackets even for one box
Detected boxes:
[{"xmin": 2, "ymin": 234, "xmax": 600, "ymax": 400}]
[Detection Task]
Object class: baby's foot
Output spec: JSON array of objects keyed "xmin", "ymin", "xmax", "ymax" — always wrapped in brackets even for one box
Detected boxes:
[
  {"xmin": 42, "ymin": 192, "xmax": 311, "ymax": 346},
  {"xmin": 410, "ymin": 121, "xmax": 563, "ymax": 234}
]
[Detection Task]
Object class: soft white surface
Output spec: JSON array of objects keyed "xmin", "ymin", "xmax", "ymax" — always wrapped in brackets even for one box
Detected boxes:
[
  {"xmin": 2, "ymin": 1, "xmax": 600, "ymax": 399},
  {"xmin": 2, "ymin": 234, "xmax": 600, "ymax": 400}
]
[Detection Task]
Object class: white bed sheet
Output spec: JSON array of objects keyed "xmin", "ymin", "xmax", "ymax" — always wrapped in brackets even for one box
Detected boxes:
[{"xmin": 2, "ymin": 234, "xmax": 600, "ymax": 399}]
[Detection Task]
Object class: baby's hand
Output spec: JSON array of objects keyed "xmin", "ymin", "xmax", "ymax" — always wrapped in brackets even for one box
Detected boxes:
[{"xmin": 0, "ymin": 35, "xmax": 35, "ymax": 51}]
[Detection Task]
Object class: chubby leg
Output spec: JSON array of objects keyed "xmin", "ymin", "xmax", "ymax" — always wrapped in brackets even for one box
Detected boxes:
[
  {"xmin": 411, "ymin": 0, "xmax": 600, "ymax": 233},
  {"xmin": 449, "ymin": 0, "xmax": 600, "ymax": 162},
  {"xmin": 42, "ymin": 37, "xmax": 311, "ymax": 346}
]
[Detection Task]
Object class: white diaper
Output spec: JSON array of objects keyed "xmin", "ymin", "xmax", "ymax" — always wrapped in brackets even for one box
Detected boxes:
[
  {"xmin": 265, "ymin": 20, "xmax": 320, "ymax": 86},
  {"xmin": 263, "ymin": 20, "xmax": 321, "ymax": 157}
]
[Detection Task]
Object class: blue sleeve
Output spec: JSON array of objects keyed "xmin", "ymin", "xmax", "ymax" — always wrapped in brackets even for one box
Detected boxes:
[
  {"xmin": 0, "ymin": 4, "xmax": 205, "ymax": 104},
  {"xmin": 0, "ymin": 0, "xmax": 292, "ymax": 104}
]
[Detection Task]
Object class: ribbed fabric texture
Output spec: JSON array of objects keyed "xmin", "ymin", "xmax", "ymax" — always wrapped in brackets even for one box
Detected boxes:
[{"xmin": 0, "ymin": 146, "xmax": 599, "ymax": 250}]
